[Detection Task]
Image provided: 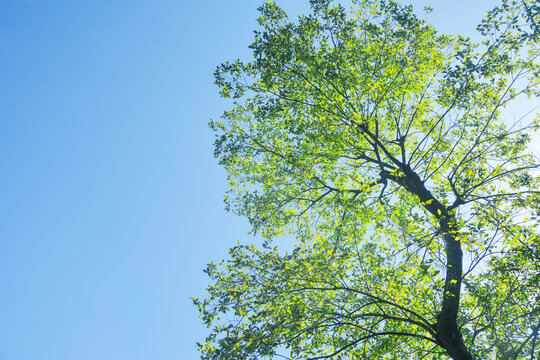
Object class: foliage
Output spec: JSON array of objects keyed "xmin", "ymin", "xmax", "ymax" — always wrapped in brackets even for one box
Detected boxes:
[{"xmin": 195, "ymin": 0, "xmax": 540, "ymax": 358}]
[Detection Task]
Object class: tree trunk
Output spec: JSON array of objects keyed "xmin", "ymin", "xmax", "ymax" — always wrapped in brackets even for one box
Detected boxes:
[
  {"xmin": 435, "ymin": 224, "xmax": 474, "ymax": 360},
  {"xmin": 384, "ymin": 166, "xmax": 475, "ymax": 359}
]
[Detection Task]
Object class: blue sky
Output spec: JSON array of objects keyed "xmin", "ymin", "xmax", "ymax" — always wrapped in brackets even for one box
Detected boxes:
[{"xmin": 0, "ymin": 1, "xmax": 536, "ymax": 359}]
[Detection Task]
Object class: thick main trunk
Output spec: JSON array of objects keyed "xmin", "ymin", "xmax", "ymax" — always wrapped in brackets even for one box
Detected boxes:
[
  {"xmin": 382, "ymin": 166, "xmax": 475, "ymax": 359},
  {"xmin": 435, "ymin": 224, "xmax": 474, "ymax": 360}
]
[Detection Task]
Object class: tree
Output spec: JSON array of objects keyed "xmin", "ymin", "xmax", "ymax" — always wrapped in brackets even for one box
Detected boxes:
[{"xmin": 194, "ymin": 0, "xmax": 540, "ymax": 358}]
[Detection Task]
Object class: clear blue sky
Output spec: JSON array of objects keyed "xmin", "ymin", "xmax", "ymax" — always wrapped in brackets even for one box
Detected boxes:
[{"xmin": 0, "ymin": 1, "xmax": 534, "ymax": 359}]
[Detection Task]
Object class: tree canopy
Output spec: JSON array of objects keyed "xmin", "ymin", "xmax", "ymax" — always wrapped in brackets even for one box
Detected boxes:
[{"xmin": 194, "ymin": 0, "xmax": 540, "ymax": 359}]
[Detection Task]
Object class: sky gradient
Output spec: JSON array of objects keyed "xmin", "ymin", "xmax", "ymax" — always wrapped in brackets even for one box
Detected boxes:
[{"xmin": 0, "ymin": 1, "xmax": 537, "ymax": 359}]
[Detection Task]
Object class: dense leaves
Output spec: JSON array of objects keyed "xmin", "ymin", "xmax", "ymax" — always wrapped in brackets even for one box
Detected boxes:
[{"xmin": 196, "ymin": 0, "xmax": 540, "ymax": 359}]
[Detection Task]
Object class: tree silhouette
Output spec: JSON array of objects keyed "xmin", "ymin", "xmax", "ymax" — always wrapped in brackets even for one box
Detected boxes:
[{"xmin": 195, "ymin": 0, "xmax": 540, "ymax": 358}]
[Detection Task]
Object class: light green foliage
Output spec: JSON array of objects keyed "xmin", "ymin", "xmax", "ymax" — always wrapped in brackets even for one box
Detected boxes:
[{"xmin": 196, "ymin": 0, "xmax": 540, "ymax": 359}]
